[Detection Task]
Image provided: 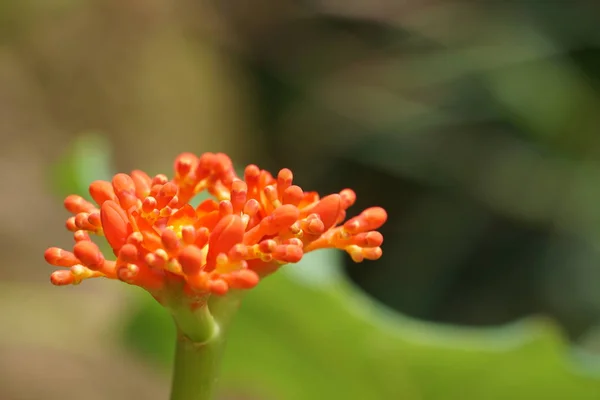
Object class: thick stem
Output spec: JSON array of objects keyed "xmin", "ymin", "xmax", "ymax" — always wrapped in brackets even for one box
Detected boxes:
[
  {"xmin": 168, "ymin": 292, "xmax": 245, "ymax": 400},
  {"xmin": 169, "ymin": 332, "xmax": 225, "ymax": 400},
  {"xmin": 170, "ymin": 303, "xmax": 218, "ymax": 344}
]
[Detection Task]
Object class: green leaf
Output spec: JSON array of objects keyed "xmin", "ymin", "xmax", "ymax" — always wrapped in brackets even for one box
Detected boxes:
[
  {"xmin": 122, "ymin": 288, "xmax": 176, "ymax": 370},
  {"xmin": 122, "ymin": 251, "xmax": 600, "ymax": 399},
  {"xmin": 50, "ymin": 132, "xmax": 114, "ymax": 198}
]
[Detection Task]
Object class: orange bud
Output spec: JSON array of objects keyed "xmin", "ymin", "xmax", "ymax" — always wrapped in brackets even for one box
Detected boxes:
[
  {"xmin": 208, "ymin": 279, "xmax": 228, "ymax": 296},
  {"xmin": 73, "ymin": 241, "xmax": 105, "ymax": 269},
  {"xmin": 166, "ymin": 259, "xmax": 183, "ymax": 275},
  {"xmin": 243, "ymin": 205, "xmax": 299, "ymax": 245},
  {"xmin": 156, "ymin": 182, "xmax": 178, "ymax": 208},
  {"xmin": 117, "ymin": 263, "xmax": 138, "ymax": 283},
  {"xmin": 301, "ymin": 214, "xmax": 325, "ymax": 235},
  {"xmin": 196, "ymin": 153, "xmax": 216, "ymax": 176},
  {"xmin": 301, "ymin": 194, "xmax": 341, "ymax": 231},
  {"xmin": 206, "ymin": 215, "xmax": 245, "ymax": 271},
  {"xmin": 145, "ymin": 252, "xmax": 166, "ymax": 269},
  {"xmin": 352, "ymin": 231, "xmax": 384, "ymax": 248},
  {"xmin": 264, "ymin": 185, "xmax": 278, "ymax": 205},
  {"xmin": 273, "ymin": 244, "xmax": 303, "ymax": 263},
  {"xmin": 112, "ymin": 173, "xmax": 138, "ymax": 210},
  {"xmin": 283, "ymin": 238, "xmax": 303, "ymax": 248},
  {"xmin": 346, "ymin": 245, "xmax": 383, "ymax": 262},
  {"xmin": 228, "ymin": 243, "xmax": 248, "ymax": 261},
  {"xmin": 73, "ymin": 230, "xmax": 90, "ymax": 242},
  {"xmin": 261, "ymin": 204, "xmax": 300, "ymax": 235},
  {"xmin": 283, "ymin": 185, "xmax": 303, "ymax": 206},
  {"xmin": 149, "ymin": 184, "xmax": 161, "ymax": 198},
  {"xmin": 195, "ymin": 153, "xmax": 235, "ymax": 186},
  {"xmin": 259, "ymin": 169, "xmax": 275, "ymax": 187},
  {"xmin": 186, "ymin": 271, "xmax": 209, "ymax": 292},
  {"xmin": 214, "ymin": 153, "xmax": 235, "ymax": 185},
  {"xmin": 230, "ymin": 180, "xmax": 247, "ymax": 214},
  {"xmin": 225, "ymin": 269, "xmax": 259, "ymax": 289},
  {"xmin": 100, "ymin": 201, "xmax": 131, "ymax": 252},
  {"xmin": 168, "ymin": 196, "xmax": 179, "ymax": 208},
  {"xmin": 75, "ymin": 213, "xmax": 95, "ymax": 231},
  {"xmin": 152, "ymin": 174, "xmax": 169, "ymax": 186},
  {"xmin": 161, "ymin": 229, "xmax": 180, "ymax": 254},
  {"xmin": 181, "ymin": 226, "xmax": 196, "ymax": 244},
  {"xmin": 194, "ymin": 227, "xmax": 210, "ymax": 249},
  {"xmin": 44, "ymin": 248, "xmax": 80, "ymax": 267},
  {"xmin": 131, "ymin": 170, "xmax": 152, "ymax": 198},
  {"xmin": 127, "ymin": 232, "xmax": 144, "ymax": 246},
  {"xmin": 259, "ymin": 240, "xmax": 276, "ymax": 254},
  {"xmin": 363, "ymin": 247, "xmax": 383, "ymax": 260},
  {"xmin": 178, "ymin": 245, "xmax": 205, "ymax": 275},
  {"xmin": 64, "ymin": 195, "xmax": 96, "ymax": 214},
  {"xmin": 50, "ymin": 270, "xmax": 75, "ymax": 286},
  {"xmin": 244, "ymin": 164, "xmax": 260, "ymax": 196},
  {"xmin": 66, "ymin": 217, "xmax": 78, "ymax": 232},
  {"xmin": 243, "ymin": 199, "xmax": 260, "ymax": 217},
  {"xmin": 159, "ymin": 206, "xmax": 173, "ymax": 219},
  {"xmin": 119, "ymin": 244, "xmax": 139, "ymax": 263},
  {"xmin": 89, "ymin": 180, "xmax": 116, "ymax": 206},
  {"xmin": 174, "ymin": 152, "xmax": 198, "ymax": 178},
  {"xmin": 343, "ymin": 207, "xmax": 387, "ymax": 234},
  {"xmin": 142, "ymin": 197, "xmax": 157, "ymax": 214},
  {"xmin": 277, "ymin": 168, "xmax": 293, "ymax": 200},
  {"xmin": 219, "ymin": 200, "xmax": 233, "ymax": 218},
  {"xmin": 88, "ymin": 212, "xmax": 102, "ymax": 227},
  {"xmin": 340, "ymin": 189, "xmax": 356, "ymax": 209}
]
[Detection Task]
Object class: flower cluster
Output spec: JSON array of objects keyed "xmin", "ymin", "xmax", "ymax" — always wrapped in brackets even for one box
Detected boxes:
[{"xmin": 44, "ymin": 152, "xmax": 386, "ymax": 306}]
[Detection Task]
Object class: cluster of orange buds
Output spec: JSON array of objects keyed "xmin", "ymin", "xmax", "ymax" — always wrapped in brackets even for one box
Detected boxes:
[{"xmin": 44, "ymin": 152, "xmax": 387, "ymax": 305}]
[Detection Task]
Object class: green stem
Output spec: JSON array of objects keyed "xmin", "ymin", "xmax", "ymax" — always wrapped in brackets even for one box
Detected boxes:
[
  {"xmin": 168, "ymin": 292, "xmax": 245, "ymax": 400},
  {"xmin": 170, "ymin": 302, "xmax": 218, "ymax": 343},
  {"xmin": 169, "ymin": 331, "xmax": 225, "ymax": 400}
]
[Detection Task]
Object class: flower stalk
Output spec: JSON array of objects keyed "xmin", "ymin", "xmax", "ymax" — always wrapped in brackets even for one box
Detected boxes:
[
  {"xmin": 170, "ymin": 291, "xmax": 244, "ymax": 400},
  {"xmin": 170, "ymin": 328, "xmax": 224, "ymax": 400},
  {"xmin": 170, "ymin": 303, "xmax": 218, "ymax": 345}
]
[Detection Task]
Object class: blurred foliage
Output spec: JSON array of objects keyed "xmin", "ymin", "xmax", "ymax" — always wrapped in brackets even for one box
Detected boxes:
[
  {"xmin": 123, "ymin": 252, "xmax": 600, "ymax": 399},
  {"xmin": 49, "ymin": 134, "xmax": 600, "ymax": 400},
  {"xmin": 229, "ymin": 2, "xmax": 600, "ymax": 340},
  {"xmin": 8, "ymin": 0, "xmax": 600, "ymax": 398},
  {"xmin": 54, "ymin": 133, "xmax": 600, "ymax": 399},
  {"xmin": 50, "ymin": 132, "xmax": 114, "ymax": 198}
]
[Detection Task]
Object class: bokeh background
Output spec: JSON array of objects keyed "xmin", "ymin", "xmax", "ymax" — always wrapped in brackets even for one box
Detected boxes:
[{"xmin": 3, "ymin": 1, "xmax": 600, "ymax": 399}]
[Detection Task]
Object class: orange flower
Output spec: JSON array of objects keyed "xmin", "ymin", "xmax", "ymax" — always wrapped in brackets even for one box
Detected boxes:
[{"xmin": 44, "ymin": 152, "xmax": 387, "ymax": 307}]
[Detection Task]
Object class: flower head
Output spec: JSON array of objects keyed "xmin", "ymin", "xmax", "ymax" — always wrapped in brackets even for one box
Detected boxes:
[{"xmin": 44, "ymin": 152, "xmax": 387, "ymax": 307}]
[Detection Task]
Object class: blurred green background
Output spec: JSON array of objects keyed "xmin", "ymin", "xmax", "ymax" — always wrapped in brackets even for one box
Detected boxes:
[{"xmin": 3, "ymin": 1, "xmax": 600, "ymax": 399}]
